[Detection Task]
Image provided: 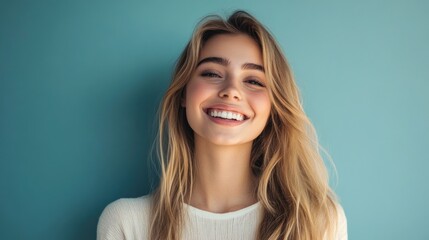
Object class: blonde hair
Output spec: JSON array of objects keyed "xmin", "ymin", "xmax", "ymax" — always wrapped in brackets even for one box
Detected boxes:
[{"xmin": 150, "ymin": 10, "xmax": 339, "ymax": 240}]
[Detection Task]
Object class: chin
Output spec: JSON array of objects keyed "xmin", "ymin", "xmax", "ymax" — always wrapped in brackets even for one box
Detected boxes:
[{"xmin": 205, "ymin": 136, "xmax": 254, "ymax": 147}]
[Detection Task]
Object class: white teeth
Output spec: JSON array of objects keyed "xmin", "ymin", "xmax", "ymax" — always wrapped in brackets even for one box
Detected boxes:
[{"xmin": 208, "ymin": 109, "xmax": 244, "ymax": 121}]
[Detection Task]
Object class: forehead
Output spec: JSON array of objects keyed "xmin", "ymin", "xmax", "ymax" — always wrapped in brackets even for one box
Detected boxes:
[{"xmin": 199, "ymin": 34, "xmax": 263, "ymax": 65}]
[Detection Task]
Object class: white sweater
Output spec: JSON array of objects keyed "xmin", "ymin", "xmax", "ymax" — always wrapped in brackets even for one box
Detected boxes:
[{"xmin": 97, "ymin": 195, "xmax": 348, "ymax": 240}]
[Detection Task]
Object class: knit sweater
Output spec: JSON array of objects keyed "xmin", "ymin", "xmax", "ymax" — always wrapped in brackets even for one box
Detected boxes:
[{"xmin": 97, "ymin": 195, "xmax": 348, "ymax": 240}]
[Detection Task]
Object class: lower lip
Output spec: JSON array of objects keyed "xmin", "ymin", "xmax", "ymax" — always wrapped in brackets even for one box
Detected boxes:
[{"xmin": 206, "ymin": 113, "xmax": 246, "ymax": 126}]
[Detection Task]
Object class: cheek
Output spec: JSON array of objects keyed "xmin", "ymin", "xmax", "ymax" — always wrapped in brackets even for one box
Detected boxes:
[
  {"xmin": 249, "ymin": 93, "xmax": 271, "ymax": 118},
  {"xmin": 185, "ymin": 80, "xmax": 212, "ymax": 105}
]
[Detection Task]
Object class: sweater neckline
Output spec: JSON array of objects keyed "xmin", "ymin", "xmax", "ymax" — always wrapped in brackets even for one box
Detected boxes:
[{"xmin": 183, "ymin": 201, "xmax": 261, "ymax": 220}]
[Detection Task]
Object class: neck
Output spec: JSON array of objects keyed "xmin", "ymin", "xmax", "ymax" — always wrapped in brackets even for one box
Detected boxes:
[{"xmin": 186, "ymin": 135, "xmax": 258, "ymax": 213}]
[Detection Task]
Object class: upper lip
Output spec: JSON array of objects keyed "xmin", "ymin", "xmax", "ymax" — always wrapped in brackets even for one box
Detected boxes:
[{"xmin": 204, "ymin": 104, "xmax": 250, "ymax": 119}]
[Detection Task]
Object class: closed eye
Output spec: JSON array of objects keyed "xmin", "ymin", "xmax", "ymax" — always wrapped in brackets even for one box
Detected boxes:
[
  {"xmin": 246, "ymin": 79, "xmax": 265, "ymax": 87},
  {"xmin": 201, "ymin": 71, "xmax": 222, "ymax": 78}
]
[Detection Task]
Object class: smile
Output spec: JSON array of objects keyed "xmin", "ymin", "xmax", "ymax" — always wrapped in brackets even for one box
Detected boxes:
[{"xmin": 208, "ymin": 109, "xmax": 245, "ymax": 121}]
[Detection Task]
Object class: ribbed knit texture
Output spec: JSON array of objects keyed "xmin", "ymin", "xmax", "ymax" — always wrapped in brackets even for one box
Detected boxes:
[{"xmin": 97, "ymin": 195, "xmax": 347, "ymax": 240}]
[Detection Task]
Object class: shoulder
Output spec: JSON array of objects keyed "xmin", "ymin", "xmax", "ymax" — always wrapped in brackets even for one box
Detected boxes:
[
  {"xmin": 97, "ymin": 194, "xmax": 153, "ymax": 240},
  {"xmin": 335, "ymin": 203, "xmax": 348, "ymax": 240},
  {"xmin": 101, "ymin": 195, "xmax": 153, "ymax": 216}
]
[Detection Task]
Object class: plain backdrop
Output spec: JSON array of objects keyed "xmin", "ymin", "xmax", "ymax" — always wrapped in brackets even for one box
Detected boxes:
[{"xmin": 1, "ymin": 1, "xmax": 428, "ymax": 239}]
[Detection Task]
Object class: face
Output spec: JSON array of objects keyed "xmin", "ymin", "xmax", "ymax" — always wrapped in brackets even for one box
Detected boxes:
[{"xmin": 183, "ymin": 34, "xmax": 271, "ymax": 147}]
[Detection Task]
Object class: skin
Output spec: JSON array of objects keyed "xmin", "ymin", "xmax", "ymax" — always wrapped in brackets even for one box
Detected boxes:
[{"xmin": 182, "ymin": 34, "xmax": 271, "ymax": 213}]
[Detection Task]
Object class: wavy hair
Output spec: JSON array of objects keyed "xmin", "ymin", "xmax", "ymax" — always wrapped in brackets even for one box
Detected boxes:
[{"xmin": 149, "ymin": 10, "xmax": 339, "ymax": 240}]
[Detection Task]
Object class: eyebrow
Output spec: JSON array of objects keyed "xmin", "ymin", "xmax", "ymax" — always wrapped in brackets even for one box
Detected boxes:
[{"xmin": 197, "ymin": 57, "xmax": 265, "ymax": 72}]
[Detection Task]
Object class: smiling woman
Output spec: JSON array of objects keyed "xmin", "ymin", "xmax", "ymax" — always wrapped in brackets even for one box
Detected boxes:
[{"xmin": 97, "ymin": 10, "xmax": 347, "ymax": 240}]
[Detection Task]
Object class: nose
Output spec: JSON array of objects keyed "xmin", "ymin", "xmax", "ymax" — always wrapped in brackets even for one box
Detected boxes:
[{"xmin": 218, "ymin": 79, "xmax": 242, "ymax": 100}]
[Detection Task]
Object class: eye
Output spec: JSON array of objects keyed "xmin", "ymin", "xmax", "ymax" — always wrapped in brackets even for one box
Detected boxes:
[
  {"xmin": 201, "ymin": 71, "xmax": 222, "ymax": 78},
  {"xmin": 245, "ymin": 79, "xmax": 265, "ymax": 87}
]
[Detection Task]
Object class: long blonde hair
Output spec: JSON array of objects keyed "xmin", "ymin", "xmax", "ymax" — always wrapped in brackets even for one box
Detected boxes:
[{"xmin": 150, "ymin": 10, "xmax": 339, "ymax": 240}]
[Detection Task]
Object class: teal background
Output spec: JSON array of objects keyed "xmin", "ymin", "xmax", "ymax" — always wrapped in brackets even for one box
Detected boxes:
[{"xmin": 1, "ymin": 0, "xmax": 428, "ymax": 239}]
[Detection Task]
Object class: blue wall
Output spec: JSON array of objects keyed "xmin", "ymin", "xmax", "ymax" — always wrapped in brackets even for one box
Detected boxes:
[{"xmin": 1, "ymin": 1, "xmax": 428, "ymax": 239}]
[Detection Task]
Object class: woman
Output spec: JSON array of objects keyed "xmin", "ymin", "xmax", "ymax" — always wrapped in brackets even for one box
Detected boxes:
[{"xmin": 97, "ymin": 10, "xmax": 347, "ymax": 240}]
